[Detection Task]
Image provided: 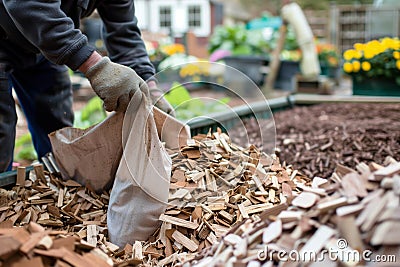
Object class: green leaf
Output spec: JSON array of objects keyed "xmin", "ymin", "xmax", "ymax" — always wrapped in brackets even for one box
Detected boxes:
[
  {"xmin": 15, "ymin": 132, "xmax": 32, "ymax": 148},
  {"xmin": 73, "ymin": 97, "xmax": 106, "ymax": 129},
  {"xmin": 218, "ymin": 97, "xmax": 231, "ymax": 104},
  {"xmin": 14, "ymin": 143, "xmax": 37, "ymax": 161},
  {"xmin": 14, "ymin": 132, "xmax": 37, "ymax": 161},
  {"xmin": 233, "ymin": 45, "xmax": 253, "ymax": 55},
  {"xmin": 164, "ymin": 82, "xmax": 192, "ymax": 107},
  {"xmin": 164, "ymin": 83, "xmax": 231, "ymax": 121},
  {"xmin": 81, "ymin": 96, "xmax": 106, "ymax": 122}
]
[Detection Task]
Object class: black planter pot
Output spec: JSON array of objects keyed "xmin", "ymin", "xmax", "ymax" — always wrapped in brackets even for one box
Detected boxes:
[
  {"xmin": 274, "ymin": 60, "xmax": 300, "ymax": 91},
  {"xmin": 222, "ymin": 55, "xmax": 269, "ymax": 86}
]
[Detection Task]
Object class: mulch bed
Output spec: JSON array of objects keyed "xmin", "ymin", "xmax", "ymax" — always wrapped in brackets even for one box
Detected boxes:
[{"xmin": 231, "ymin": 102, "xmax": 400, "ymax": 178}]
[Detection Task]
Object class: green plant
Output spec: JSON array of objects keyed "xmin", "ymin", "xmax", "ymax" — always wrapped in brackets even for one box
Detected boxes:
[
  {"xmin": 281, "ymin": 27, "xmax": 299, "ymax": 51},
  {"xmin": 14, "ymin": 132, "xmax": 36, "ymax": 162},
  {"xmin": 164, "ymin": 82, "xmax": 230, "ymax": 121},
  {"xmin": 73, "ymin": 96, "xmax": 106, "ymax": 129},
  {"xmin": 208, "ymin": 25, "xmax": 270, "ymax": 56},
  {"xmin": 316, "ymin": 42, "xmax": 340, "ymax": 67},
  {"xmin": 208, "ymin": 23, "xmax": 303, "ymax": 61},
  {"xmin": 343, "ymin": 37, "xmax": 400, "ymax": 84}
]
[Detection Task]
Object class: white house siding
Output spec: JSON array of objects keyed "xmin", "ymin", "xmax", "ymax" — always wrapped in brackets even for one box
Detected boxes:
[{"xmin": 135, "ymin": 0, "xmax": 211, "ymax": 37}]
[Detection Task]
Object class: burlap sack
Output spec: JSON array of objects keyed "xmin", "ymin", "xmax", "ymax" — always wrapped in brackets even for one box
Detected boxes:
[
  {"xmin": 49, "ymin": 89, "xmax": 188, "ymax": 245},
  {"xmin": 107, "ymin": 90, "xmax": 171, "ymax": 246},
  {"xmin": 49, "ymin": 101, "xmax": 188, "ymax": 193},
  {"xmin": 49, "ymin": 112, "xmax": 124, "ymax": 192}
]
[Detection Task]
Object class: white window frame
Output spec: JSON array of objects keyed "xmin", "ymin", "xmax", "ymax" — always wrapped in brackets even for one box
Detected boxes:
[
  {"xmin": 159, "ymin": 6, "xmax": 172, "ymax": 29},
  {"xmin": 188, "ymin": 5, "xmax": 202, "ymax": 28},
  {"xmin": 143, "ymin": 0, "xmax": 210, "ymax": 37},
  {"xmin": 184, "ymin": 0, "xmax": 210, "ymax": 37}
]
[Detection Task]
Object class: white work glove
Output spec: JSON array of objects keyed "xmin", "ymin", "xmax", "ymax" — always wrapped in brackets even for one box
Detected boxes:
[
  {"xmin": 148, "ymin": 85, "xmax": 176, "ymax": 117},
  {"xmin": 85, "ymin": 57, "xmax": 149, "ymax": 112}
]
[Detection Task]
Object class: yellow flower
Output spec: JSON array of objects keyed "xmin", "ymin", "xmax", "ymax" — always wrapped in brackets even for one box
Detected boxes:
[
  {"xmin": 161, "ymin": 44, "xmax": 185, "ymax": 56},
  {"xmin": 179, "ymin": 62, "xmax": 210, "ymax": 78},
  {"xmin": 381, "ymin": 37, "xmax": 393, "ymax": 49},
  {"xmin": 394, "ymin": 39, "xmax": 400, "ymax": 50},
  {"xmin": 393, "ymin": 51, "xmax": 400, "ymax": 59},
  {"xmin": 396, "ymin": 60, "xmax": 400, "ymax": 70},
  {"xmin": 361, "ymin": 61, "xmax": 371, "ymax": 71},
  {"xmin": 179, "ymin": 64, "xmax": 198, "ymax": 77},
  {"xmin": 354, "ymin": 43, "xmax": 364, "ymax": 51},
  {"xmin": 363, "ymin": 49, "xmax": 375, "ymax": 59},
  {"xmin": 343, "ymin": 49, "xmax": 357, "ymax": 61},
  {"xmin": 381, "ymin": 37, "xmax": 400, "ymax": 50},
  {"xmin": 343, "ymin": 62, "xmax": 353, "ymax": 73},
  {"xmin": 368, "ymin": 40, "xmax": 381, "ymax": 48},
  {"xmin": 352, "ymin": 61, "xmax": 361, "ymax": 72}
]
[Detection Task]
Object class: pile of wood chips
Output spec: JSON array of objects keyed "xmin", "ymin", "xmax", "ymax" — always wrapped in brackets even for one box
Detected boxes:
[
  {"xmin": 142, "ymin": 131, "xmax": 310, "ymax": 266},
  {"xmin": 0, "ymin": 164, "xmax": 117, "ymax": 267},
  {"xmin": 183, "ymin": 158, "xmax": 400, "ymax": 267},
  {"xmin": 1, "ymin": 130, "xmax": 399, "ymax": 266},
  {"xmin": 0, "ymin": 130, "xmax": 310, "ymax": 266}
]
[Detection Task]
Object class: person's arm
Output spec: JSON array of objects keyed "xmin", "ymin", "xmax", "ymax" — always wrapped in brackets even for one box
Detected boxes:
[
  {"xmin": 81, "ymin": 51, "xmax": 150, "ymax": 112},
  {"xmin": 3, "ymin": 0, "xmax": 94, "ymax": 70},
  {"xmin": 78, "ymin": 51, "xmax": 103, "ymax": 73},
  {"xmin": 97, "ymin": 0, "xmax": 155, "ymax": 81},
  {"xmin": 97, "ymin": 0, "xmax": 175, "ymax": 115}
]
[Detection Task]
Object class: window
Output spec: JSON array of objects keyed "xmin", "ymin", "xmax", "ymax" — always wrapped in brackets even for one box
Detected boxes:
[
  {"xmin": 188, "ymin": 5, "xmax": 201, "ymax": 27},
  {"xmin": 159, "ymin": 6, "xmax": 171, "ymax": 28}
]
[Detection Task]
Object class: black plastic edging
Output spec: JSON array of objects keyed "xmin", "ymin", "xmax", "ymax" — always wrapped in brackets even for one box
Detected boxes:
[
  {"xmin": 292, "ymin": 94, "xmax": 400, "ymax": 104},
  {"xmin": 187, "ymin": 96, "xmax": 292, "ymax": 136}
]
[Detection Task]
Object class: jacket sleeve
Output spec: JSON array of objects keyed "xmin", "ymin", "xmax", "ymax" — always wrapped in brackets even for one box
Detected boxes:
[
  {"xmin": 3, "ymin": 0, "xmax": 94, "ymax": 70},
  {"xmin": 97, "ymin": 0, "xmax": 155, "ymax": 81}
]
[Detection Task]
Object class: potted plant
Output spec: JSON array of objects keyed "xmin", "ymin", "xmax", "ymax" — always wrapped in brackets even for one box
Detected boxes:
[
  {"xmin": 316, "ymin": 42, "xmax": 340, "ymax": 79},
  {"xmin": 272, "ymin": 27, "xmax": 301, "ymax": 91},
  {"xmin": 208, "ymin": 24, "xmax": 270, "ymax": 86},
  {"xmin": 343, "ymin": 37, "xmax": 400, "ymax": 96}
]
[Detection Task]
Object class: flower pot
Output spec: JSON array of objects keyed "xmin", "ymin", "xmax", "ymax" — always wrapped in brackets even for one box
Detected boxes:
[
  {"xmin": 321, "ymin": 65, "xmax": 342, "ymax": 85},
  {"xmin": 320, "ymin": 65, "xmax": 329, "ymax": 76},
  {"xmin": 274, "ymin": 60, "xmax": 300, "ymax": 91},
  {"xmin": 321, "ymin": 65, "xmax": 340, "ymax": 78},
  {"xmin": 352, "ymin": 77, "xmax": 400, "ymax": 96},
  {"xmin": 222, "ymin": 55, "xmax": 269, "ymax": 86}
]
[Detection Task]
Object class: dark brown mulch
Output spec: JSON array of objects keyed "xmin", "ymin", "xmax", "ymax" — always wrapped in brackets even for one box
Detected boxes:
[{"xmin": 231, "ymin": 103, "xmax": 400, "ymax": 178}]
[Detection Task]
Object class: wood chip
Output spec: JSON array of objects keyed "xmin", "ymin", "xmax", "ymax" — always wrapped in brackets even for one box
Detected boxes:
[
  {"xmin": 16, "ymin": 167, "xmax": 26, "ymax": 186},
  {"xmin": 292, "ymin": 192, "xmax": 318, "ymax": 209},
  {"xmin": 172, "ymin": 230, "xmax": 198, "ymax": 252},
  {"xmin": 159, "ymin": 214, "xmax": 198, "ymax": 229}
]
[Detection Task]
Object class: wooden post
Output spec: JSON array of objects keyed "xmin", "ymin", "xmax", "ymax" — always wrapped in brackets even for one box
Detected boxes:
[{"xmin": 264, "ymin": 24, "xmax": 287, "ymax": 92}]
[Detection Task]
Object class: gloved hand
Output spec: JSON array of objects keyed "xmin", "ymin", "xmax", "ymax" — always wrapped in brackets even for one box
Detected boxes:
[
  {"xmin": 148, "ymin": 83, "xmax": 176, "ymax": 117},
  {"xmin": 85, "ymin": 57, "xmax": 149, "ymax": 112}
]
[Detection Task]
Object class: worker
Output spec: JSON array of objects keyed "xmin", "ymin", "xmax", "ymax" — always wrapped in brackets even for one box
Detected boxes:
[{"xmin": 0, "ymin": 0, "xmax": 174, "ymax": 172}]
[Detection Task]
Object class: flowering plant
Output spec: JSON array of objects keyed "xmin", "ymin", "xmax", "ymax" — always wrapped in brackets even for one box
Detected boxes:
[
  {"xmin": 160, "ymin": 43, "xmax": 186, "ymax": 56},
  {"xmin": 316, "ymin": 43, "xmax": 340, "ymax": 67},
  {"xmin": 342, "ymin": 37, "xmax": 400, "ymax": 85},
  {"xmin": 145, "ymin": 41, "xmax": 186, "ymax": 63}
]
